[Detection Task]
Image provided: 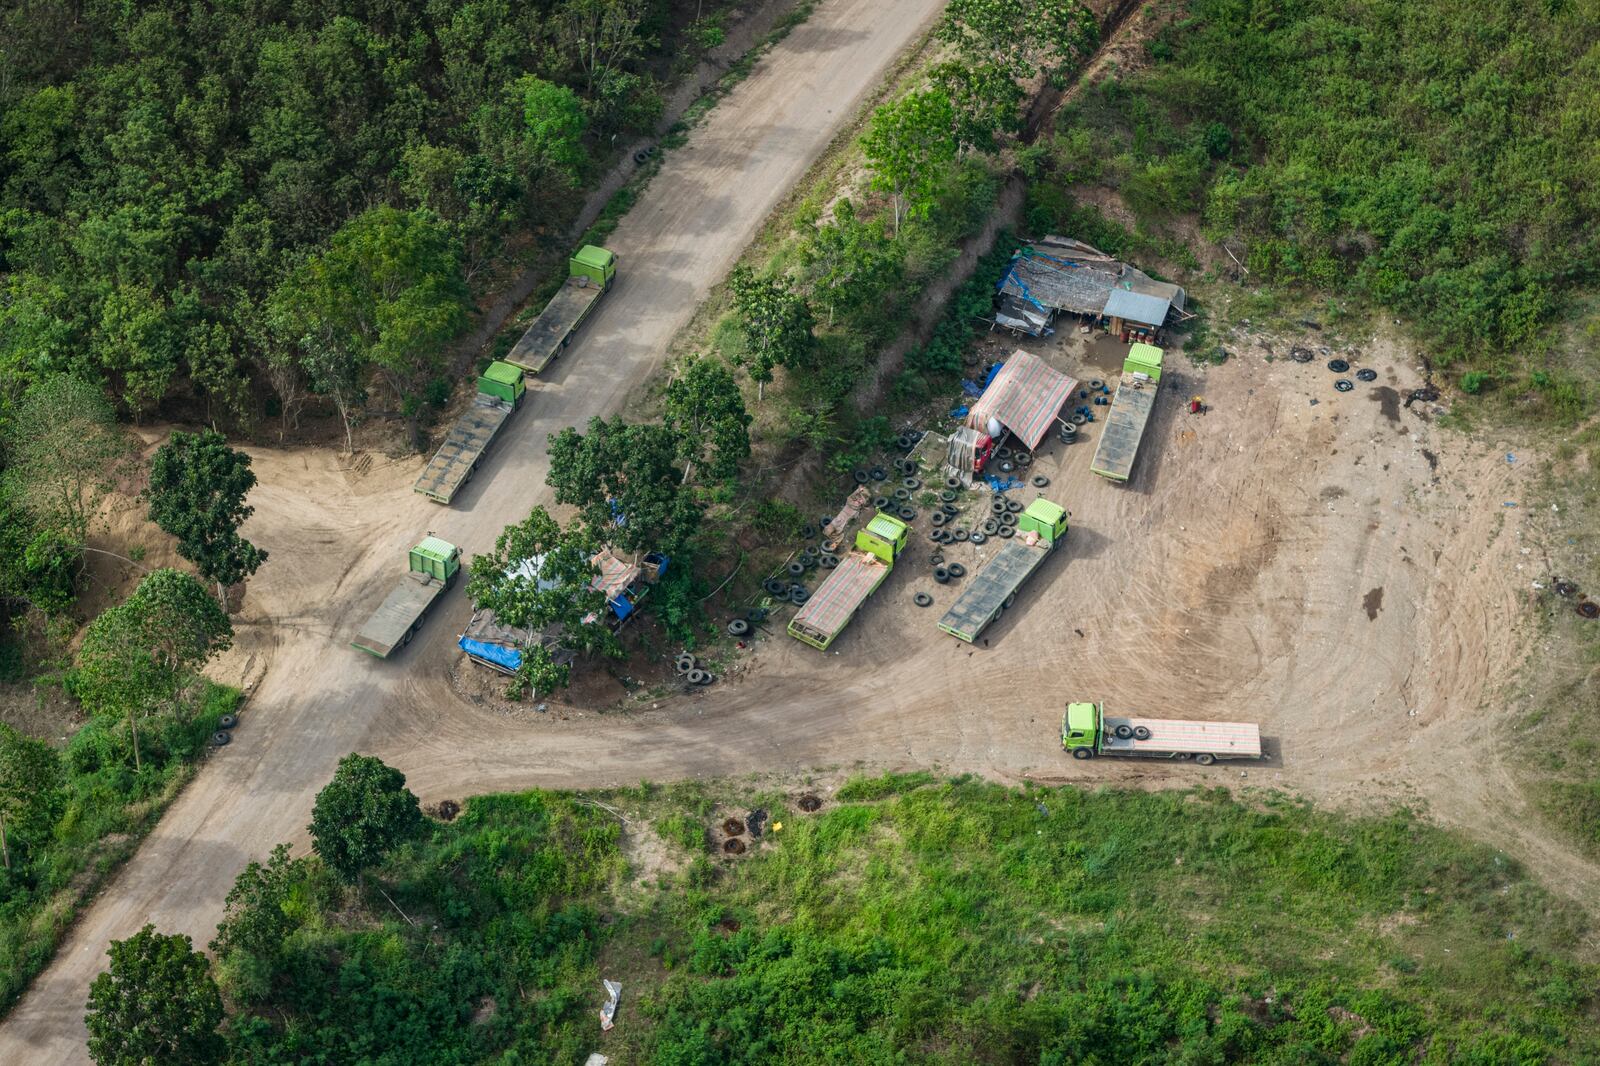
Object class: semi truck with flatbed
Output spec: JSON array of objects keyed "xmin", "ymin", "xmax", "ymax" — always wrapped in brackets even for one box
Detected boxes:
[
  {"xmin": 351, "ymin": 537, "xmax": 461, "ymax": 659},
  {"xmin": 1090, "ymin": 342, "xmax": 1163, "ymax": 482},
  {"xmin": 504, "ymin": 245, "xmax": 617, "ymax": 375},
  {"xmin": 1061, "ymin": 701, "xmax": 1262, "ymax": 765},
  {"xmin": 413, "ymin": 361, "xmax": 526, "ymax": 504},
  {"xmin": 938, "ymin": 498, "xmax": 1067, "ymax": 643},
  {"xmin": 788, "ymin": 513, "xmax": 909, "ymax": 650}
]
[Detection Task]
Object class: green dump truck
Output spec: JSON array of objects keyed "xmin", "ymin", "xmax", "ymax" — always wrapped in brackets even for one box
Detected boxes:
[
  {"xmin": 504, "ymin": 245, "xmax": 617, "ymax": 375},
  {"xmin": 1090, "ymin": 342, "xmax": 1164, "ymax": 482},
  {"xmin": 351, "ymin": 537, "xmax": 461, "ymax": 659},
  {"xmin": 1062, "ymin": 701, "xmax": 1262, "ymax": 765},
  {"xmin": 938, "ymin": 499, "xmax": 1068, "ymax": 643},
  {"xmin": 413, "ymin": 361, "xmax": 526, "ymax": 505},
  {"xmin": 788, "ymin": 513, "xmax": 909, "ymax": 650}
]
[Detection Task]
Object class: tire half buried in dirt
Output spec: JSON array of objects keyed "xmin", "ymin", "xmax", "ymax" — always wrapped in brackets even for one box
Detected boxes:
[
  {"xmin": 798, "ymin": 793, "xmax": 822, "ymax": 812},
  {"xmin": 722, "ymin": 837, "xmax": 746, "ymax": 854}
]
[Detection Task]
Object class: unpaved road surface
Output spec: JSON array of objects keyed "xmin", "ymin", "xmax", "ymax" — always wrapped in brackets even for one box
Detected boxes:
[{"xmin": 0, "ymin": 0, "xmax": 947, "ymax": 1058}]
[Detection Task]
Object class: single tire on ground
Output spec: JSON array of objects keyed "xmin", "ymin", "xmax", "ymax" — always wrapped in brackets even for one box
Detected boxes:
[
  {"xmin": 947, "ymin": 563, "xmax": 966, "ymax": 578},
  {"xmin": 1032, "ymin": 475, "xmax": 1049, "ymax": 487},
  {"xmin": 914, "ymin": 592, "xmax": 933, "ymax": 607},
  {"xmin": 970, "ymin": 531, "xmax": 987, "ymax": 544},
  {"xmin": 931, "ymin": 511, "xmax": 947, "ymax": 526},
  {"xmin": 1071, "ymin": 413, "xmax": 1087, "ymax": 425},
  {"xmin": 217, "ymin": 714, "xmax": 239, "ymax": 731},
  {"xmin": 1356, "ymin": 368, "xmax": 1378, "ymax": 382},
  {"xmin": 1335, "ymin": 379, "xmax": 1354, "ymax": 392},
  {"xmin": 1327, "ymin": 358, "xmax": 1350, "ymax": 373},
  {"xmin": 853, "ymin": 469, "xmax": 869, "ymax": 484},
  {"xmin": 727, "ymin": 619, "xmax": 751, "ymax": 636},
  {"xmin": 212, "ymin": 731, "xmax": 231, "ymax": 746},
  {"xmin": 933, "ymin": 567, "xmax": 949, "ymax": 584},
  {"xmin": 873, "ymin": 495, "xmax": 891, "ymax": 510}
]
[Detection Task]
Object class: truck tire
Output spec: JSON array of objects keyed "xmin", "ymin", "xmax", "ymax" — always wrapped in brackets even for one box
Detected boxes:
[
  {"xmin": 727, "ymin": 619, "xmax": 751, "ymax": 636},
  {"xmin": 821, "ymin": 553, "xmax": 839, "ymax": 568},
  {"xmin": 869, "ymin": 466, "xmax": 887, "ymax": 481},
  {"xmin": 944, "ymin": 476, "xmax": 962, "ymax": 490},
  {"xmin": 676, "ymin": 654, "xmax": 696, "ymax": 672},
  {"xmin": 991, "ymin": 499, "xmax": 1007, "ymax": 515},
  {"xmin": 942, "ymin": 503, "xmax": 958, "ymax": 516},
  {"xmin": 931, "ymin": 511, "xmax": 947, "ymax": 526},
  {"xmin": 1002, "ymin": 593, "xmax": 1016, "ymax": 609},
  {"xmin": 1113, "ymin": 724, "xmax": 1134, "ymax": 739},
  {"xmin": 212, "ymin": 730, "xmax": 231, "ymax": 747},
  {"xmin": 914, "ymin": 592, "xmax": 933, "ymax": 607},
  {"xmin": 218, "ymin": 714, "xmax": 239, "ymax": 731},
  {"xmin": 1007, "ymin": 499, "xmax": 1023, "ymax": 513},
  {"xmin": 853, "ymin": 469, "xmax": 869, "ymax": 484},
  {"xmin": 1071, "ymin": 747, "xmax": 1093, "ymax": 760},
  {"xmin": 1089, "ymin": 379, "xmax": 1105, "ymax": 391},
  {"xmin": 970, "ymin": 532, "xmax": 987, "ymax": 545},
  {"xmin": 997, "ymin": 525, "xmax": 1014, "ymax": 538},
  {"xmin": 1133, "ymin": 726, "xmax": 1152, "ymax": 740},
  {"xmin": 903, "ymin": 477, "xmax": 921, "ymax": 490},
  {"xmin": 873, "ymin": 496, "xmax": 891, "ymax": 510},
  {"xmin": 940, "ymin": 489, "xmax": 957, "ymax": 502},
  {"xmin": 790, "ymin": 587, "xmax": 810, "ymax": 605},
  {"xmin": 1060, "ymin": 422, "xmax": 1077, "ymax": 438},
  {"xmin": 1334, "ymin": 379, "xmax": 1354, "ymax": 392},
  {"xmin": 1195, "ymin": 753, "xmax": 1216, "ymax": 766},
  {"xmin": 763, "ymin": 578, "xmax": 786, "ymax": 596},
  {"xmin": 952, "ymin": 529, "xmax": 968, "ymax": 542},
  {"xmin": 947, "ymin": 563, "xmax": 966, "ymax": 578},
  {"xmin": 999, "ymin": 512, "xmax": 1018, "ymax": 528},
  {"xmin": 982, "ymin": 519, "xmax": 999, "ymax": 535},
  {"xmin": 1327, "ymin": 358, "xmax": 1350, "ymax": 373},
  {"xmin": 1032, "ymin": 475, "xmax": 1050, "ymax": 487},
  {"xmin": 893, "ymin": 487, "xmax": 910, "ymax": 500},
  {"xmin": 686, "ymin": 669, "xmax": 708, "ymax": 685},
  {"xmin": 933, "ymin": 567, "xmax": 950, "ymax": 584},
  {"xmin": 997, "ymin": 446, "xmax": 1012, "ymax": 460},
  {"xmin": 899, "ymin": 507, "xmax": 916, "ymax": 521},
  {"xmin": 787, "ymin": 561, "xmax": 805, "ymax": 576}
]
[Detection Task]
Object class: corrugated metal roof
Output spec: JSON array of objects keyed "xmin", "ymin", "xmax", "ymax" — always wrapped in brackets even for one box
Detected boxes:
[
  {"xmin": 415, "ymin": 536, "xmax": 457, "ymax": 562},
  {"xmin": 865, "ymin": 514, "xmax": 905, "ymax": 542},
  {"xmin": 482, "ymin": 361, "xmax": 522, "ymax": 385},
  {"xmin": 1103, "ymin": 288, "xmax": 1173, "ymax": 327}
]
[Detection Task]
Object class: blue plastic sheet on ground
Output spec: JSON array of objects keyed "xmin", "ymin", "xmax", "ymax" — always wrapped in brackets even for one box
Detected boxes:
[
  {"xmin": 961, "ymin": 379, "xmax": 984, "ymax": 397},
  {"xmin": 950, "ymin": 405, "xmax": 969, "ymax": 418},
  {"xmin": 981, "ymin": 362, "xmax": 1004, "ymax": 388},
  {"xmin": 985, "ymin": 476, "xmax": 1024, "ymax": 493}
]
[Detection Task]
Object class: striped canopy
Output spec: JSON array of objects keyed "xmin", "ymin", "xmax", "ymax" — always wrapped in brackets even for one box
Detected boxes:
[{"xmin": 967, "ymin": 351, "xmax": 1078, "ymax": 450}]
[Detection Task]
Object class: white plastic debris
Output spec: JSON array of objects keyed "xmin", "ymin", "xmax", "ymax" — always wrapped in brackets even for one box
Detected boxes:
[
  {"xmin": 599, "ymin": 979, "xmax": 622, "ymax": 1031},
  {"xmin": 585, "ymin": 1056, "xmax": 609, "ymax": 1066}
]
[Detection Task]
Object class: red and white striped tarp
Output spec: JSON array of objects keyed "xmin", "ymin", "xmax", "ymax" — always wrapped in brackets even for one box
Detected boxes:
[
  {"xmin": 792, "ymin": 554, "xmax": 885, "ymax": 638},
  {"xmin": 967, "ymin": 350, "xmax": 1078, "ymax": 451},
  {"xmin": 589, "ymin": 549, "xmax": 640, "ymax": 601}
]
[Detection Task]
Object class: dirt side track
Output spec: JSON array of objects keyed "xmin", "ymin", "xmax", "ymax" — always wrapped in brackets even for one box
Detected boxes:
[{"xmin": 0, "ymin": 1, "xmax": 949, "ymax": 1059}]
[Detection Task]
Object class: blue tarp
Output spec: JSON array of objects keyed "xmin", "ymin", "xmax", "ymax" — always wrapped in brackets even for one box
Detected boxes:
[
  {"xmin": 986, "ymin": 476, "xmax": 1024, "ymax": 493},
  {"xmin": 950, "ymin": 405, "xmax": 969, "ymax": 418},
  {"xmin": 982, "ymin": 362, "xmax": 1004, "ymax": 388},
  {"xmin": 459, "ymin": 637, "xmax": 521, "ymax": 671}
]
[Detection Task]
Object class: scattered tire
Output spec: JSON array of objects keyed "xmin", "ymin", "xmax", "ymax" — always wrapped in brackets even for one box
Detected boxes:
[
  {"xmin": 1327, "ymin": 358, "xmax": 1350, "ymax": 373},
  {"xmin": 727, "ymin": 618, "xmax": 751, "ymax": 637},
  {"xmin": 1356, "ymin": 368, "xmax": 1378, "ymax": 382},
  {"xmin": 944, "ymin": 475, "xmax": 961, "ymax": 490},
  {"xmin": 853, "ymin": 469, "xmax": 869, "ymax": 484},
  {"xmin": 899, "ymin": 507, "xmax": 916, "ymax": 521},
  {"xmin": 998, "ymin": 525, "xmax": 1015, "ymax": 538},
  {"xmin": 1554, "ymin": 580, "xmax": 1578, "ymax": 598},
  {"xmin": 790, "ymin": 587, "xmax": 810, "ymax": 605},
  {"xmin": 982, "ymin": 519, "xmax": 999, "ymax": 535},
  {"xmin": 1000, "ymin": 513, "xmax": 1018, "ymax": 527},
  {"xmin": 217, "ymin": 714, "xmax": 239, "ymax": 731},
  {"xmin": 940, "ymin": 489, "xmax": 957, "ymax": 503},
  {"xmin": 798, "ymin": 793, "xmax": 822, "ymax": 812},
  {"xmin": 949, "ymin": 529, "xmax": 966, "ymax": 542},
  {"xmin": 1334, "ymin": 379, "xmax": 1354, "ymax": 392},
  {"xmin": 1133, "ymin": 726, "xmax": 1152, "ymax": 741},
  {"xmin": 1071, "ymin": 413, "xmax": 1087, "ymax": 425},
  {"xmin": 211, "ymin": 730, "xmax": 231, "ymax": 747},
  {"xmin": 723, "ymin": 817, "xmax": 745, "ymax": 836},
  {"xmin": 723, "ymin": 837, "xmax": 746, "ymax": 854},
  {"xmin": 1060, "ymin": 422, "xmax": 1077, "ymax": 438},
  {"xmin": 676, "ymin": 654, "xmax": 697, "ymax": 673},
  {"xmin": 873, "ymin": 496, "xmax": 891, "ymax": 510},
  {"xmin": 903, "ymin": 477, "xmax": 921, "ymax": 490},
  {"xmin": 991, "ymin": 499, "xmax": 1008, "ymax": 515},
  {"xmin": 893, "ymin": 487, "xmax": 911, "ymax": 500},
  {"xmin": 801, "ymin": 523, "xmax": 817, "ymax": 539},
  {"xmin": 821, "ymin": 553, "xmax": 839, "ymax": 569},
  {"xmin": 914, "ymin": 592, "xmax": 933, "ymax": 607},
  {"xmin": 1007, "ymin": 500, "xmax": 1023, "ymax": 513},
  {"xmin": 869, "ymin": 466, "xmax": 887, "ymax": 481},
  {"xmin": 997, "ymin": 446, "xmax": 1013, "ymax": 460},
  {"xmin": 1089, "ymin": 379, "xmax": 1105, "ymax": 391},
  {"xmin": 687, "ymin": 669, "xmax": 708, "ymax": 684},
  {"xmin": 1579, "ymin": 601, "xmax": 1600, "ymax": 619},
  {"xmin": 1015, "ymin": 453, "xmax": 1032, "ymax": 467},
  {"xmin": 1195, "ymin": 753, "xmax": 1217, "ymax": 766},
  {"xmin": 787, "ymin": 561, "xmax": 805, "ymax": 576},
  {"xmin": 633, "ymin": 148, "xmax": 650, "ymax": 164},
  {"xmin": 933, "ymin": 567, "xmax": 950, "ymax": 584},
  {"xmin": 970, "ymin": 531, "xmax": 987, "ymax": 545},
  {"xmin": 1290, "ymin": 347, "xmax": 1314, "ymax": 363},
  {"xmin": 931, "ymin": 511, "xmax": 947, "ymax": 526},
  {"xmin": 947, "ymin": 563, "xmax": 966, "ymax": 578},
  {"xmin": 1032, "ymin": 475, "xmax": 1049, "ymax": 487},
  {"xmin": 1071, "ymin": 747, "xmax": 1093, "ymax": 760},
  {"xmin": 763, "ymin": 578, "xmax": 786, "ymax": 596},
  {"xmin": 942, "ymin": 503, "xmax": 958, "ymax": 516}
]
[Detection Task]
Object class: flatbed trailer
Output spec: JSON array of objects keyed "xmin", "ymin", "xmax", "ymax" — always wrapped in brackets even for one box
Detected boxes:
[
  {"xmin": 937, "ymin": 499, "xmax": 1068, "ymax": 643},
  {"xmin": 1090, "ymin": 343, "xmax": 1164, "ymax": 482},
  {"xmin": 788, "ymin": 514, "xmax": 908, "ymax": 650},
  {"xmin": 504, "ymin": 245, "xmax": 616, "ymax": 375},
  {"xmin": 1062, "ymin": 701, "xmax": 1261, "ymax": 765},
  {"xmin": 352, "ymin": 538, "xmax": 461, "ymax": 659}
]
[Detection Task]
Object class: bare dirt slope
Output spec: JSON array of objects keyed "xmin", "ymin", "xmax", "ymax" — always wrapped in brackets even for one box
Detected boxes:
[{"xmin": 0, "ymin": 1, "xmax": 948, "ymax": 1059}]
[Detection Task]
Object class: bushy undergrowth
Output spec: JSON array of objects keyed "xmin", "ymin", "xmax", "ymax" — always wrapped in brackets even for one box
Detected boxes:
[{"xmin": 216, "ymin": 775, "xmax": 1600, "ymax": 1063}]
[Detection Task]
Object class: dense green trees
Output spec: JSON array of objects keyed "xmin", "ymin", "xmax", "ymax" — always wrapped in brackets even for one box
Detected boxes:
[
  {"xmin": 308, "ymin": 754, "xmax": 423, "ymax": 883},
  {"xmin": 0, "ymin": 0, "xmax": 686, "ymax": 427},
  {"xmin": 1, "ymin": 375, "xmax": 132, "ymax": 549},
  {"xmin": 85, "ymin": 925, "xmax": 224, "ymax": 1066},
  {"xmin": 548, "ymin": 416, "xmax": 705, "ymax": 557},
  {"xmin": 663, "ymin": 354, "xmax": 752, "ymax": 483},
  {"xmin": 146, "ymin": 430, "xmax": 267, "ymax": 603},
  {"xmin": 726, "ymin": 266, "xmax": 816, "ymax": 396},
  {"xmin": 0, "ymin": 724, "xmax": 60, "ymax": 871}
]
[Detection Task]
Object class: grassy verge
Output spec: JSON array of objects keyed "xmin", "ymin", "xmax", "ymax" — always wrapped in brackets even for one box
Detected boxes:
[
  {"xmin": 0, "ymin": 681, "xmax": 242, "ymax": 1014},
  {"xmin": 216, "ymin": 774, "xmax": 1600, "ymax": 1061}
]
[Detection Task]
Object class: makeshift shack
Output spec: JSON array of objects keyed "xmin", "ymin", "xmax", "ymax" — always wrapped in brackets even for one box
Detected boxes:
[
  {"xmin": 996, "ymin": 236, "xmax": 1186, "ymax": 342},
  {"xmin": 947, "ymin": 351, "xmax": 1078, "ymax": 483}
]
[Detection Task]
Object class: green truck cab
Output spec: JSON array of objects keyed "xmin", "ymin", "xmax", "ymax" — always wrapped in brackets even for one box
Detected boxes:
[
  {"xmin": 1016, "ymin": 498, "xmax": 1068, "ymax": 542},
  {"xmin": 787, "ymin": 512, "xmax": 909, "ymax": 650},
  {"xmin": 568, "ymin": 244, "xmax": 617, "ymax": 289},
  {"xmin": 476, "ymin": 360, "xmax": 526, "ymax": 406},
  {"xmin": 351, "ymin": 537, "xmax": 462, "ymax": 659}
]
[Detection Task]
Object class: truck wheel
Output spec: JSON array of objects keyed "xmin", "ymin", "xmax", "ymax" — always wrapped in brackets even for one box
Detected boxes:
[
  {"xmin": 1002, "ymin": 593, "xmax": 1016, "ymax": 609},
  {"xmin": 1133, "ymin": 726, "xmax": 1152, "ymax": 740},
  {"xmin": 996, "ymin": 446, "xmax": 1012, "ymax": 460},
  {"xmin": 914, "ymin": 592, "xmax": 933, "ymax": 607},
  {"xmin": 1195, "ymin": 753, "xmax": 1216, "ymax": 766},
  {"xmin": 1071, "ymin": 747, "xmax": 1093, "ymax": 760},
  {"xmin": 218, "ymin": 714, "xmax": 239, "ymax": 731},
  {"xmin": 1334, "ymin": 379, "xmax": 1354, "ymax": 392},
  {"xmin": 1113, "ymin": 724, "xmax": 1134, "ymax": 739},
  {"xmin": 1327, "ymin": 358, "xmax": 1350, "ymax": 373}
]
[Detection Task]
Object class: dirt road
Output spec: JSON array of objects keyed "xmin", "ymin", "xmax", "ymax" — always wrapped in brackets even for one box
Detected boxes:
[{"xmin": 0, "ymin": 1, "xmax": 948, "ymax": 1059}]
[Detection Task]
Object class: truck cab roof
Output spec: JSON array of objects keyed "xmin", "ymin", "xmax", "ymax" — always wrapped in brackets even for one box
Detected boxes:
[
  {"xmin": 1065, "ymin": 702, "xmax": 1098, "ymax": 733},
  {"xmin": 414, "ymin": 536, "xmax": 459, "ymax": 563}
]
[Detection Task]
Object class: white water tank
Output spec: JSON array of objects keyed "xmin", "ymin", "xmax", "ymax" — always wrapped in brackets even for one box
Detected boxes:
[{"xmin": 986, "ymin": 417, "xmax": 1003, "ymax": 439}]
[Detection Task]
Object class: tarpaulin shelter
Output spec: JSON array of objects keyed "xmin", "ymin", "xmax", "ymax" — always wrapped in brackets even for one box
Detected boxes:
[{"xmin": 965, "ymin": 351, "xmax": 1078, "ymax": 451}]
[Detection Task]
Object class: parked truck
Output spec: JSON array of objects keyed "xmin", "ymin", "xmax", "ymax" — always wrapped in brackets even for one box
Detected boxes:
[
  {"xmin": 1089, "ymin": 342, "xmax": 1164, "ymax": 482},
  {"xmin": 504, "ymin": 245, "xmax": 617, "ymax": 375},
  {"xmin": 1061, "ymin": 701, "xmax": 1262, "ymax": 765},
  {"xmin": 788, "ymin": 513, "xmax": 910, "ymax": 650},
  {"xmin": 351, "ymin": 537, "xmax": 461, "ymax": 659},
  {"xmin": 413, "ymin": 361, "xmax": 526, "ymax": 504},
  {"xmin": 937, "ymin": 498, "xmax": 1068, "ymax": 643}
]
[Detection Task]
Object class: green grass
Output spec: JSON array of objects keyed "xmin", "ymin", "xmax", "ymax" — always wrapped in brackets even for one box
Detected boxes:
[
  {"xmin": 0, "ymin": 681, "xmax": 242, "ymax": 1015},
  {"xmin": 215, "ymin": 775, "xmax": 1599, "ymax": 1063}
]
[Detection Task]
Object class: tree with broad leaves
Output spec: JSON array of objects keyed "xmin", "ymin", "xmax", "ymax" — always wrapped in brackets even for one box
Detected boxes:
[
  {"xmin": 146, "ymin": 430, "xmax": 268, "ymax": 605},
  {"xmin": 860, "ymin": 91, "xmax": 959, "ymax": 237},
  {"xmin": 938, "ymin": 0, "xmax": 1098, "ymax": 81},
  {"xmin": 517, "ymin": 76, "xmax": 588, "ymax": 186},
  {"xmin": 85, "ymin": 925, "xmax": 225, "ymax": 1066},
  {"xmin": 75, "ymin": 569, "xmax": 233, "ymax": 772},
  {"xmin": 930, "ymin": 60, "xmax": 1027, "ymax": 155},
  {"xmin": 466, "ymin": 505, "xmax": 619, "ymax": 661},
  {"xmin": 799, "ymin": 198, "xmax": 903, "ymax": 324},
  {"xmin": 309, "ymin": 753, "xmax": 424, "ymax": 884},
  {"xmin": 551, "ymin": 0, "xmax": 651, "ymax": 96},
  {"xmin": 0, "ymin": 374, "xmax": 134, "ymax": 548},
  {"xmin": 725, "ymin": 266, "xmax": 815, "ymax": 399},
  {"xmin": 663, "ymin": 354, "xmax": 751, "ymax": 484},
  {"xmin": 0, "ymin": 723, "xmax": 60, "ymax": 870},
  {"xmin": 507, "ymin": 644, "xmax": 572, "ymax": 701},
  {"xmin": 548, "ymin": 416, "xmax": 703, "ymax": 557}
]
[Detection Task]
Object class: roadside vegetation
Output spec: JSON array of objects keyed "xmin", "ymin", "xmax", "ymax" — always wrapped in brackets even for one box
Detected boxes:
[
  {"xmin": 89, "ymin": 765, "xmax": 1600, "ymax": 1062},
  {"xmin": 1026, "ymin": 0, "xmax": 1600, "ymax": 414}
]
